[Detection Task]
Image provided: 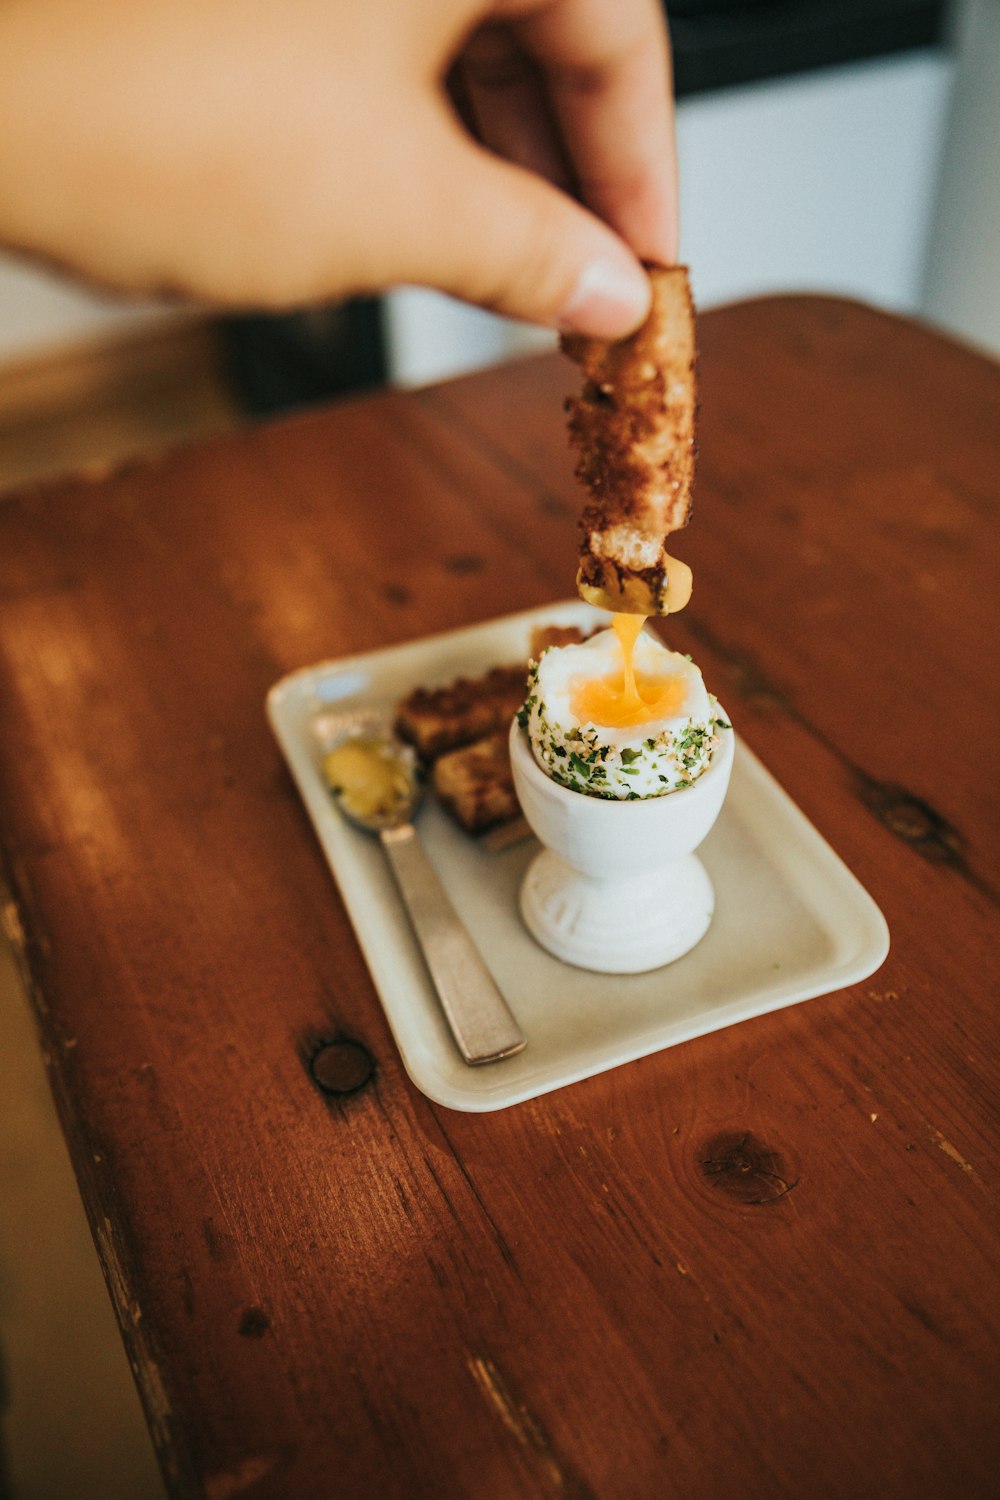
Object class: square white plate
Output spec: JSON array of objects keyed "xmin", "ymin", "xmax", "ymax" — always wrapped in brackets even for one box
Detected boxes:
[{"xmin": 267, "ymin": 601, "xmax": 889, "ymax": 1112}]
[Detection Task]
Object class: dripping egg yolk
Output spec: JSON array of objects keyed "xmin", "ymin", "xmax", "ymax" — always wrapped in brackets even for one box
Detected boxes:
[
  {"xmin": 524, "ymin": 620, "xmax": 716, "ymax": 798},
  {"xmin": 569, "ymin": 613, "xmax": 689, "ymax": 729}
]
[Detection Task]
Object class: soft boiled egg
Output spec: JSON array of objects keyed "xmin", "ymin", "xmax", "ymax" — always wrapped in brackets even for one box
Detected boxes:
[{"xmin": 520, "ymin": 622, "xmax": 722, "ymax": 799}]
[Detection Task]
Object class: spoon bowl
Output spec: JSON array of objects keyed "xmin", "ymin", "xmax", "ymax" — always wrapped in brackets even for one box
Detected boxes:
[{"xmin": 320, "ymin": 721, "xmax": 424, "ymax": 833}]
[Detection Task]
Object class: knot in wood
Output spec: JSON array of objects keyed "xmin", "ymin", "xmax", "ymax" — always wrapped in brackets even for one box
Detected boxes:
[
  {"xmin": 699, "ymin": 1131, "xmax": 795, "ymax": 1206},
  {"xmin": 309, "ymin": 1038, "xmax": 376, "ymax": 1097},
  {"xmin": 444, "ymin": 553, "xmax": 484, "ymax": 575},
  {"xmin": 238, "ymin": 1306, "xmax": 270, "ymax": 1339},
  {"xmin": 857, "ymin": 776, "xmax": 962, "ymax": 864}
]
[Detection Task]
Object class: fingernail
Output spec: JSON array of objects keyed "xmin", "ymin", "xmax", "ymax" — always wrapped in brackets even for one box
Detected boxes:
[{"xmin": 557, "ymin": 259, "xmax": 651, "ymax": 338}]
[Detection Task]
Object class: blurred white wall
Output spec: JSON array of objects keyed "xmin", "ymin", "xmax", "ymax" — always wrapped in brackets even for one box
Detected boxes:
[
  {"xmin": 676, "ymin": 49, "xmax": 953, "ymax": 311},
  {"xmin": 385, "ymin": 290, "xmax": 555, "ymax": 391},
  {"xmin": 0, "ymin": 252, "xmax": 174, "ymax": 364},
  {"xmin": 921, "ymin": 0, "xmax": 1000, "ymax": 355}
]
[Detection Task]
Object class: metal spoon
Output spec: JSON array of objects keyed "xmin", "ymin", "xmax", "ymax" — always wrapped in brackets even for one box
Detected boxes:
[{"xmin": 318, "ymin": 714, "xmax": 526, "ymax": 1066}]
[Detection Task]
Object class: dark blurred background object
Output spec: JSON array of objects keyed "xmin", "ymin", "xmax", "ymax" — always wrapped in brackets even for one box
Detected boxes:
[
  {"xmin": 221, "ymin": 298, "xmax": 387, "ymax": 416},
  {"xmin": 668, "ymin": 0, "xmax": 947, "ymax": 96}
]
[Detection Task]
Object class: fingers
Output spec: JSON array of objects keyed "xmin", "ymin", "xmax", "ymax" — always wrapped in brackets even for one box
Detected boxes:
[
  {"xmin": 397, "ymin": 104, "xmax": 651, "ymax": 337},
  {"xmin": 433, "ymin": 0, "xmax": 677, "ymax": 331},
  {"xmin": 0, "ymin": 0, "xmax": 674, "ymax": 325},
  {"xmin": 452, "ymin": 25, "xmax": 575, "ymax": 193},
  {"xmin": 513, "ymin": 0, "xmax": 679, "ymax": 265}
]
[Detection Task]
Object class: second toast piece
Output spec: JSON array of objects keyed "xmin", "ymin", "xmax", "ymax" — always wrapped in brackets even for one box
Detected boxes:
[{"xmin": 432, "ymin": 731, "xmax": 519, "ymax": 834}]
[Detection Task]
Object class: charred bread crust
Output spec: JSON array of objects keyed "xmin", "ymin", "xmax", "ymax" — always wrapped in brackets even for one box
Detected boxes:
[
  {"xmin": 394, "ymin": 664, "xmax": 528, "ymax": 760},
  {"xmin": 528, "ymin": 623, "xmax": 586, "ymax": 657},
  {"xmin": 563, "ymin": 264, "xmax": 698, "ymax": 615},
  {"xmin": 432, "ymin": 731, "xmax": 519, "ymax": 834},
  {"xmin": 576, "ymin": 553, "xmax": 669, "ymax": 614}
]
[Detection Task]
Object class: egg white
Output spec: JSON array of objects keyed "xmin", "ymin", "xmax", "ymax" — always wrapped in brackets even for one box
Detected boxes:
[{"xmin": 520, "ymin": 628, "xmax": 721, "ymax": 799}]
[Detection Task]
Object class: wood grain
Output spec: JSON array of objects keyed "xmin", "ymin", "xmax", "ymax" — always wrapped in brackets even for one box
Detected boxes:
[{"xmin": 0, "ymin": 296, "xmax": 998, "ymax": 1500}]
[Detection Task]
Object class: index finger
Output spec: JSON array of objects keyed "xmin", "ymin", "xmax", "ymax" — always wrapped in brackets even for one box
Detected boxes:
[{"xmin": 510, "ymin": 0, "xmax": 678, "ymax": 264}]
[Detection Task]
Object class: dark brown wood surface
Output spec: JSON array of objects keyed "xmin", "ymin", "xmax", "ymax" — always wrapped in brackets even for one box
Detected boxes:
[{"xmin": 1, "ymin": 297, "xmax": 998, "ymax": 1500}]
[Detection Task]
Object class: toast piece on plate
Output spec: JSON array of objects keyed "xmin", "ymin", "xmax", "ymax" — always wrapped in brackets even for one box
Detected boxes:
[
  {"xmin": 432, "ymin": 730, "xmax": 519, "ymax": 834},
  {"xmin": 529, "ymin": 623, "xmax": 586, "ymax": 657},
  {"xmin": 394, "ymin": 664, "xmax": 527, "ymax": 760},
  {"xmin": 563, "ymin": 264, "xmax": 697, "ymax": 615},
  {"xmin": 394, "ymin": 624, "xmax": 588, "ymax": 762}
]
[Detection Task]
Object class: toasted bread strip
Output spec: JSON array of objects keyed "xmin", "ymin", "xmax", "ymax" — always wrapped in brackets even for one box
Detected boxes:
[
  {"xmin": 394, "ymin": 664, "xmax": 527, "ymax": 760},
  {"xmin": 432, "ymin": 731, "xmax": 519, "ymax": 834},
  {"xmin": 563, "ymin": 264, "xmax": 697, "ymax": 615}
]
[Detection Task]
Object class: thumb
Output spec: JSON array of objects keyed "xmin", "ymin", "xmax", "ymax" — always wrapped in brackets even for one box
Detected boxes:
[{"xmin": 401, "ymin": 115, "xmax": 653, "ymax": 338}]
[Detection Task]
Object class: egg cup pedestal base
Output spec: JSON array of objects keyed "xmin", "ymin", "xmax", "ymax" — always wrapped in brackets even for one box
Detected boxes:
[
  {"xmin": 509, "ymin": 714, "xmax": 735, "ymax": 978},
  {"xmin": 520, "ymin": 849, "xmax": 715, "ymax": 974}
]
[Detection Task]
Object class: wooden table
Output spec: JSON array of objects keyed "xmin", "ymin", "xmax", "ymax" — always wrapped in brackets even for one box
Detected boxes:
[{"xmin": 1, "ymin": 297, "xmax": 997, "ymax": 1500}]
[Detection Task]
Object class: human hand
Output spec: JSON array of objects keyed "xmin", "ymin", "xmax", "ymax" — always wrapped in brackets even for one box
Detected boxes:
[{"xmin": 0, "ymin": 0, "xmax": 677, "ymax": 337}]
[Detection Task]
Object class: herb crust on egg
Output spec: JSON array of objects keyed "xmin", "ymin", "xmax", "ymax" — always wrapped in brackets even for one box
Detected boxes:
[{"xmin": 517, "ymin": 651, "xmax": 728, "ymax": 801}]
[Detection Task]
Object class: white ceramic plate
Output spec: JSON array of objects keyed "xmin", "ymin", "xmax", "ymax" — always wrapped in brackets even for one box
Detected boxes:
[{"xmin": 267, "ymin": 601, "xmax": 889, "ymax": 1113}]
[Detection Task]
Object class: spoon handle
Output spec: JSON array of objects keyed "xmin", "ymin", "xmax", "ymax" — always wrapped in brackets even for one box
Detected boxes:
[{"xmin": 380, "ymin": 824, "xmax": 526, "ymax": 1065}]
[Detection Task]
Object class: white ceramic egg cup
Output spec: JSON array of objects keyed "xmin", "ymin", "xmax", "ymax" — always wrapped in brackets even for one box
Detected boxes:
[{"xmin": 509, "ymin": 714, "xmax": 735, "ymax": 974}]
